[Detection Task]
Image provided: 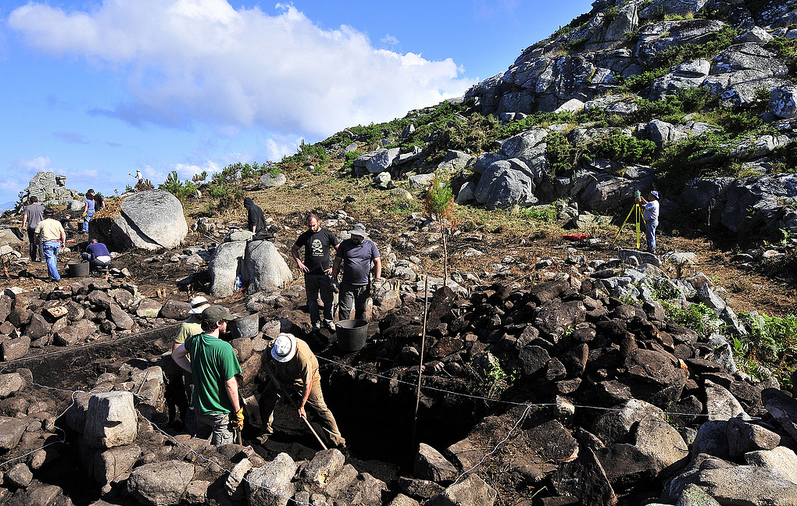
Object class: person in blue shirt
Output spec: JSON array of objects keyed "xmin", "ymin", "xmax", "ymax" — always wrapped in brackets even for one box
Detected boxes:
[
  {"xmin": 82, "ymin": 189, "xmax": 96, "ymax": 234},
  {"xmin": 637, "ymin": 190, "xmax": 660, "ymax": 254},
  {"xmin": 332, "ymin": 223, "xmax": 381, "ymax": 321},
  {"xmin": 81, "ymin": 238, "xmax": 112, "ymax": 268}
]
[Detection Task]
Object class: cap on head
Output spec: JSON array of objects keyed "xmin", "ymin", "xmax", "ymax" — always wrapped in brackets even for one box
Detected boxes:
[
  {"xmin": 44, "ymin": 208, "xmax": 54, "ymax": 216},
  {"xmin": 189, "ymin": 296, "xmax": 211, "ymax": 314},
  {"xmin": 200, "ymin": 305, "xmax": 234, "ymax": 323},
  {"xmin": 650, "ymin": 191, "xmax": 659, "ymax": 199},
  {"xmin": 348, "ymin": 223, "xmax": 368, "ymax": 237},
  {"xmin": 271, "ymin": 333, "xmax": 297, "ymax": 363}
]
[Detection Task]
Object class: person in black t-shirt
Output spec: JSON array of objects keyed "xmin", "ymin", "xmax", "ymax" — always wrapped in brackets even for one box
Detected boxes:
[{"xmin": 291, "ymin": 213, "xmax": 339, "ymax": 332}]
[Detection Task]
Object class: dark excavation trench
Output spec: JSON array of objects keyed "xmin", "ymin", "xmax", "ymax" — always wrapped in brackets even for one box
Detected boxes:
[
  {"xmin": 3, "ymin": 322, "xmax": 493, "ymax": 503},
  {"xmin": 323, "ymin": 368, "xmax": 481, "ymax": 470}
]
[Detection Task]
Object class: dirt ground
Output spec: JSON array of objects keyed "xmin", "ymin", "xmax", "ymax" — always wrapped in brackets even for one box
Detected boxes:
[{"xmin": 1, "ymin": 177, "xmax": 795, "ymax": 505}]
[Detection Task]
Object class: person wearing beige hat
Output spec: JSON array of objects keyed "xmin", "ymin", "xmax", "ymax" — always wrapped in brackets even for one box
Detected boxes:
[
  {"xmin": 173, "ymin": 305, "xmax": 243, "ymax": 446},
  {"xmin": 332, "ymin": 223, "xmax": 381, "ymax": 321},
  {"xmin": 257, "ymin": 333, "xmax": 345, "ymax": 447},
  {"xmin": 166, "ymin": 295, "xmax": 211, "ymax": 433}
]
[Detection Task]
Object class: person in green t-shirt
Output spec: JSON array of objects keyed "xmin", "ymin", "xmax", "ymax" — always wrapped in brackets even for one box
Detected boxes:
[{"xmin": 172, "ymin": 305, "xmax": 243, "ymax": 446}]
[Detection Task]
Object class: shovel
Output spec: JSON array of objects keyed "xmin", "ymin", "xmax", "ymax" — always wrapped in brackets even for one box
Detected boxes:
[{"xmin": 261, "ymin": 361, "xmax": 328, "ymax": 450}]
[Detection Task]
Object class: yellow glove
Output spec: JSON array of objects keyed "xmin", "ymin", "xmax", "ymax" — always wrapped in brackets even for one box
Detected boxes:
[
  {"xmin": 230, "ymin": 408, "xmax": 244, "ymax": 431},
  {"xmin": 82, "ymin": 212, "xmax": 87, "ymax": 218}
]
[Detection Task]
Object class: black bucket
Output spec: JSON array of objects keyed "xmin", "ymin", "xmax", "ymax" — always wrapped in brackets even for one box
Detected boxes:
[
  {"xmin": 336, "ymin": 319, "xmax": 368, "ymax": 352},
  {"xmin": 232, "ymin": 313, "xmax": 259, "ymax": 339},
  {"xmin": 68, "ymin": 261, "xmax": 90, "ymax": 278}
]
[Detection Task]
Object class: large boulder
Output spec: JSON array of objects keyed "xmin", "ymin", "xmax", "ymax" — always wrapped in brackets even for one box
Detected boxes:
[
  {"xmin": 111, "ymin": 189, "xmax": 188, "ymax": 251},
  {"xmin": 209, "ymin": 240, "xmax": 247, "ymax": 297},
  {"xmin": 243, "ymin": 240, "xmax": 293, "ymax": 294},
  {"xmin": 22, "ymin": 172, "xmax": 79, "ymax": 206},
  {"xmin": 473, "ymin": 159, "xmax": 538, "ymax": 209},
  {"xmin": 770, "ymin": 86, "xmax": 797, "ymax": 119},
  {"xmin": 127, "ymin": 460, "xmax": 195, "ymax": 506},
  {"xmin": 0, "ymin": 416, "xmax": 27, "ymax": 451},
  {"xmin": 247, "ymin": 452, "xmax": 298, "ymax": 506},
  {"xmin": 426, "ymin": 474, "xmax": 497, "ymax": 506},
  {"xmin": 83, "ymin": 391, "xmax": 138, "ymax": 449}
]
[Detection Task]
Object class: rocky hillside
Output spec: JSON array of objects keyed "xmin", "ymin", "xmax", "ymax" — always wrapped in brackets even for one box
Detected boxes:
[{"xmin": 286, "ymin": 0, "xmax": 797, "ymax": 247}]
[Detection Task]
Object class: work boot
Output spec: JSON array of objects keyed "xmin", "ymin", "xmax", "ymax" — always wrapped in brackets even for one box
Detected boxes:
[
  {"xmin": 324, "ymin": 320, "xmax": 336, "ymax": 332},
  {"xmin": 311, "ymin": 321, "xmax": 321, "ymax": 332}
]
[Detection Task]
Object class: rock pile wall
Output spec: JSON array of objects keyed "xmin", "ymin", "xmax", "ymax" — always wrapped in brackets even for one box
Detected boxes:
[{"xmin": 2, "ymin": 230, "xmax": 797, "ymax": 505}]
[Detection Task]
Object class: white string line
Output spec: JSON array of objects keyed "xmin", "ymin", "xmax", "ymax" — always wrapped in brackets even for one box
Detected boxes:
[
  {"xmin": 5, "ymin": 374, "xmax": 742, "ymax": 506},
  {"xmin": 316, "ymin": 354, "xmax": 719, "ymax": 419},
  {"xmin": 451, "ymin": 404, "xmax": 533, "ymax": 486},
  {"xmin": 2, "ymin": 318, "xmax": 721, "ymax": 426},
  {"xmin": 0, "ymin": 309, "xmax": 253, "ymax": 369},
  {"xmin": 0, "ymin": 383, "xmax": 112, "ymax": 469},
  {"xmin": 0, "ymin": 322, "xmax": 181, "ymax": 367},
  {"xmin": 4, "ymin": 377, "xmax": 313, "ymax": 505}
]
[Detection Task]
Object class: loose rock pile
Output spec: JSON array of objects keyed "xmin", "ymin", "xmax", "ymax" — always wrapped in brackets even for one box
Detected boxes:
[{"xmin": 2, "ymin": 210, "xmax": 797, "ymax": 505}]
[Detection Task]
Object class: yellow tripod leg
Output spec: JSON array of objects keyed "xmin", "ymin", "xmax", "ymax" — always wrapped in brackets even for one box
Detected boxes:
[
  {"xmin": 612, "ymin": 205, "xmax": 637, "ymax": 245},
  {"xmin": 636, "ymin": 204, "xmax": 641, "ymax": 249}
]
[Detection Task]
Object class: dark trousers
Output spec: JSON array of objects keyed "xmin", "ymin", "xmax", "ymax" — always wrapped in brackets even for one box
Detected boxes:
[
  {"xmin": 27, "ymin": 228, "xmax": 40, "ymax": 262},
  {"xmin": 305, "ymin": 273, "xmax": 334, "ymax": 324},
  {"xmin": 338, "ymin": 283, "xmax": 369, "ymax": 320}
]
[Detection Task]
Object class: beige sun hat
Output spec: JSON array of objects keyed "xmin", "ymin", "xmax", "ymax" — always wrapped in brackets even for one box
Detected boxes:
[
  {"xmin": 189, "ymin": 296, "xmax": 211, "ymax": 314},
  {"xmin": 271, "ymin": 333, "xmax": 297, "ymax": 363}
]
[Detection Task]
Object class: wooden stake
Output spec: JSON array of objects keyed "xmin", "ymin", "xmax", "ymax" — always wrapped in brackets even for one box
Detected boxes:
[{"xmin": 412, "ymin": 274, "xmax": 429, "ymax": 449}]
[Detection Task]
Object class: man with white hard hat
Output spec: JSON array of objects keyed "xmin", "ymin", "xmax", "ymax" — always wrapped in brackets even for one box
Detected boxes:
[{"xmin": 257, "ymin": 333, "xmax": 345, "ymax": 447}]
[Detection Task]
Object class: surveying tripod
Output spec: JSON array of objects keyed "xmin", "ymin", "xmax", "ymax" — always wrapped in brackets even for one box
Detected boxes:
[{"xmin": 612, "ymin": 192, "xmax": 648, "ymax": 249}]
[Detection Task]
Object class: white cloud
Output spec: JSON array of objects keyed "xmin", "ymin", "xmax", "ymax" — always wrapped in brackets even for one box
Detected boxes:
[
  {"xmin": 9, "ymin": 0, "xmax": 473, "ymax": 137},
  {"xmin": 16, "ymin": 156, "xmax": 53, "ymax": 172},
  {"xmin": 173, "ymin": 160, "xmax": 220, "ymax": 181}
]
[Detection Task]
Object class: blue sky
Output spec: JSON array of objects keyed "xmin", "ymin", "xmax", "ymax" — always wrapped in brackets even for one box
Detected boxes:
[{"xmin": 0, "ymin": 0, "xmax": 591, "ymax": 208}]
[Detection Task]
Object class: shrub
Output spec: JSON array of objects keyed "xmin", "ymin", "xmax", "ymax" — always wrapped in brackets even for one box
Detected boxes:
[
  {"xmin": 767, "ymin": 37, "xmax": 797, "ymax": 77},
  {"xmin": 241, "ymin": 163, "xmax": 257, "ymax": 179},
  {"xmin": 521, "ymin": 205, "xmax": 557, "ymax": 223},
  {"xmin": 772, "ymin": 139, "xmax": 797, "ymax": 172},
  {"xmin": 546, "ymin": 132, "xmax": 576, "ymax": 174},
  {"xmin": 584, "ymin": 131, "xmax": 657, "ymax": 164},
  {"xmin": 343, "ymin": 149, "xmax": 362, "ymax": 170},
  {"xmin": 735, "ymin": 312, "xmax": 797, "ymax": 381},
  {"xmin": 655, "ymin": 130, "xmax": 736, "ymax": 191},
  {"xmin": 634, "ymin": 86, "xmax": 714, "ymax": 122},
  {"xmin": 158, "ymin": 171, "xmax": 196, "ymax": 202},
  {"xmin": 618, "ymin": 26, "xmax": 739, "ymax": 93},
  {"xmin": 718, "ymin": 112, "xmax": 763, "ymax": 133},
  {"xmin": 424, "ymin": 173, "xmax": 455, "ymax": 223},
  {"xmin": 662, "ymin": 301, "xmax": 721, "ymax": 336},
  {"xmin": 653, "ymin": 26, "xmax": 738, "ymax": 68},
  {"xmin": 604, "ymin": 6, "xmax": 619, "ymax": 23}
]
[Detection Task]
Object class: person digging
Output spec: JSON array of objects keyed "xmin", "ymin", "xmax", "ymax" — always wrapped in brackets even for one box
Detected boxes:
[{"xmin": 256, "ymin": 333, "xmax": 345, "ymax": 449}]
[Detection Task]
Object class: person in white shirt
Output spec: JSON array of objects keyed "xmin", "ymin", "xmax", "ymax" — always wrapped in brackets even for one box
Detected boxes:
[{"xmin": 638, "ymin": 190, "xmax": 660, "ymax": 254}]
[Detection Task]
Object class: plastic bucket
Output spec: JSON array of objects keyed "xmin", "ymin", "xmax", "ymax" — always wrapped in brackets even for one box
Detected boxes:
[
  {"xmin": 68, "ymin": 261, "xmax": 90, "ymax": 278},
  {"xmin": 336, "ymin": 319, "xmax": 368, "ymax": 352},
  {"xmin": 233, "ymin": 313, "xmax": 259, "ymax": 339}
]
